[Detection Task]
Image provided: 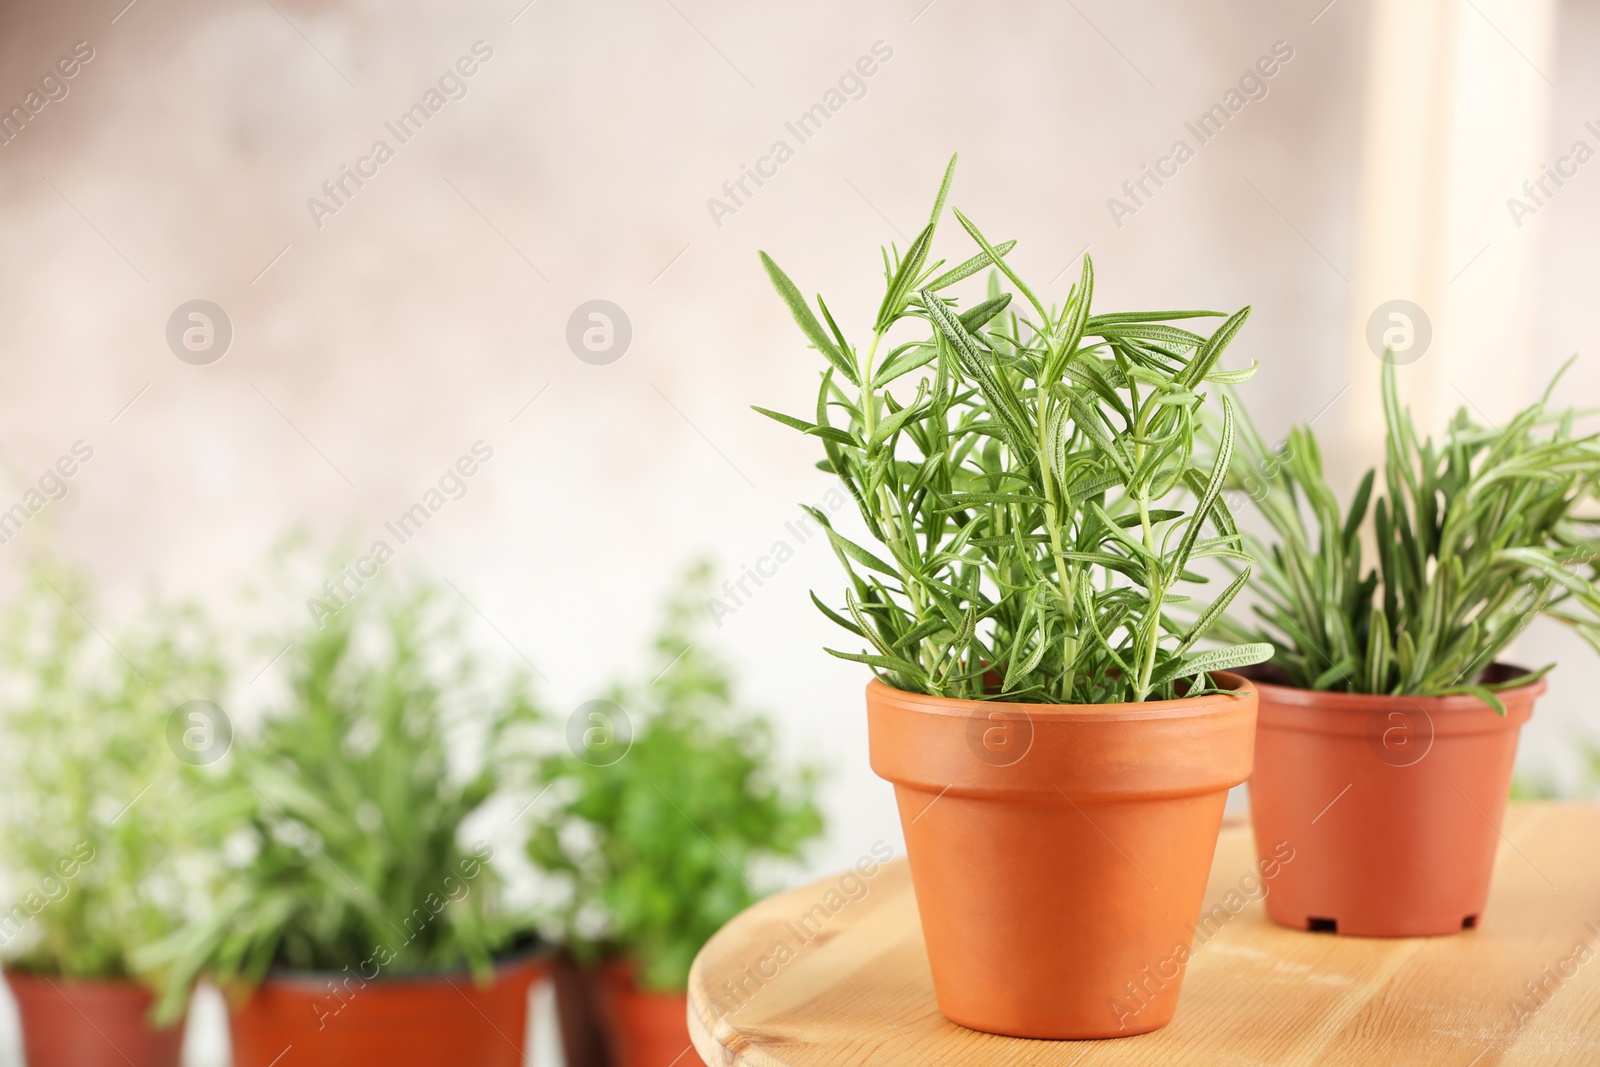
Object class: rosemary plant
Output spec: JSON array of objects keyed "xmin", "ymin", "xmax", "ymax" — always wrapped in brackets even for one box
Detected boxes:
[
  {"xmin": 0, "ymin": 561, "xmax": 226, "ymax": 988},
  {"xmin": 756, "ymin": 157, "xmax": 1272, "ymax": 704},
  {"xmin": 140, "ymin": 574, "xmax": 541, "ymax": 1022},
  {"xmin": 1216, "ymin": 360, "xmax": 1600, "ymax": 711}
]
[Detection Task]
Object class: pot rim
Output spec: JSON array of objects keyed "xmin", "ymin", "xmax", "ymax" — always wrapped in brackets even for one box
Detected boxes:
[
  {"xmin": 244, "ymin": 942, "xmax": 550, "ymax": 990},
  {"xmin": 865, "ymin": 670, "xmax": 1254, "ymax": 721},
  {"xmin": 867, "ymin": 671, "xmax": 1257, "ymax": 799},
  {"xmin": 3, "ymin": 970, "xmax": 159, "ymax": 995},
  {"xmin": 1241, "ymin": 662, "xmax": 1547, "ymax": 712}
]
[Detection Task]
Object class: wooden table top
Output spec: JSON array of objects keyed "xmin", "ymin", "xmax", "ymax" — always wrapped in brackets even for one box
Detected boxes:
[{"xmin": 687, "ymin": 803, "xmax": 1600, "ymax": 1066}]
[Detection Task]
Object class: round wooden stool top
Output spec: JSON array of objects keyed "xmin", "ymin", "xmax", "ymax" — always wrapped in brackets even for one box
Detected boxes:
[{"xmin": 687, "ymin": 804, "xmax": 1600, "ymax": 1065}]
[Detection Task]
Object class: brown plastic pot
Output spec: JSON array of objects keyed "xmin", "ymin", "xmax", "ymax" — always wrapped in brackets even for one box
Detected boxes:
[
  {"xmin": 1247, "ymin": 664, "xmax": 1543, "ymax": 937},
  {"xmin": 551, "ymin": 953, "xmax": 613, "ymax": 1067},
  {"xmin": 6, "ymin": 971, "xmax": 185, "ymax": 1067},
  {"xmin": 228, "ymin": 952, "xmax": 545, "ymax": 1067},
  {"xmin": 595, "ymin": 959, "xmax": 694, "ymax": 1067},
  {"xmin": 867, "ymin": 673, "xmax": 1257, "ymax": 1039}
]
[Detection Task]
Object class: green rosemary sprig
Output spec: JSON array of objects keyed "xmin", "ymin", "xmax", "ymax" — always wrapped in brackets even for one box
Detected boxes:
[
  {"xmin": 757, "ymin": 156, "xmax": 1271, "ymax": 704},
  {"xmin": 1215, "ymin": 359, "xmax": 1600, "ymax": 712}
]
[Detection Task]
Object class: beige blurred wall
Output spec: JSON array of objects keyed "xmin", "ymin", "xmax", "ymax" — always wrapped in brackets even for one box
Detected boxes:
[{"xmin": 0, "ymin": 0, "xmax": 1594, "ymax": 941}]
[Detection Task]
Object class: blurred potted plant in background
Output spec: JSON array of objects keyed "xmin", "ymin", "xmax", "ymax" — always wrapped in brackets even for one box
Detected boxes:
[
  {"xmin": 756, "ymin": 157, "xmax": 1267, "ymax": 1037},
  {"xmin": 529, "ymin": 562, "xmax": 824, "ymax": 1067},
  {"xmin": 1219, "ymin": 361, "xmax": 1600, "ymax": 935},
  {"xmin": 1512, "ymin": 738, "xmax": 1600, "ymax": 800},
  {"xmin": 0, "ymin": 559, "xmax": 227, "ymax": 1067},
  {"xmin": 138, "ymin": 571, "xmax": 546, "ymax": 1067}
]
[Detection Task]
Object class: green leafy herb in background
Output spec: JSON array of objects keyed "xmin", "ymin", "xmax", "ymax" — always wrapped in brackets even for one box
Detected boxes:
[
  {"xmin": 0, "ymin": 560, "xmax": 226, "ymax": 990},
  {"xmin": 140, "ymin": 573, "xmax": 540, "ymax": 1021},
  {"xmin": 527, "ymin": 562, "xmax": 823, "ymax": 991},
  {"xmin": 1214, "ymin": 359, "xmax": 1600, "ymax": 711},
  {"xmin": 756, "ymin": 156, "xmax": 1272, "ymax": 704}
]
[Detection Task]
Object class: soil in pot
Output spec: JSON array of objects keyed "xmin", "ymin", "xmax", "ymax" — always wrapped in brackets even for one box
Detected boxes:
[
  {"xmin": 867, "ymin": 673, "xmax": 1258, "ymax": 1040},
  {"xmin": 1246, "ymin": 663, "xmax": 1544, "ymax": 937},
  {"xmin": 595, "ymin": 959, "xmax": 693, "ymax": 1067},
  {"xmin": 6, "ymin": 971, "xmax": 185, "ymax": 1067},
  {"xmin": 228, "ymin": 952, "xmax": 544, "ymax": 1067}
]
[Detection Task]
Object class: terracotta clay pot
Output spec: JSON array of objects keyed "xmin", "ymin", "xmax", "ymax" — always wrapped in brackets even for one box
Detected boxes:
[
  {"xmin": 228, "ymin": 952, "xmax": 545, "ymax": 1067},
  {"xmin": 6, "ymin": 972, "xmax": 185, "ymax": 1067},
  {"xmin": 867, "ymin": 673, "xmax": 1257, "ymax": 1039},
  {"xmin": 1247, "ymin": 664, "xmax": 1543, "ymax": 937},
  {"xmin": 595, "ymin": 959, "xmax": 694, "ymax": 1067},
  {"xmin": 551, "ymin": 953, "xmax": 613, "ymax": 1067}
]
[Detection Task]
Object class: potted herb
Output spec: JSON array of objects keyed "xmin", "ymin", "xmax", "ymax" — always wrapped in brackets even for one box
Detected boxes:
[
  {"xmin": 755, "ymin": 157, "xmax": 1271, "ymax": 1038},
  {"xmin": 139, "ymin": 576, "xmax": 546, "ymax": 1066},
  {"xmin": 528, "ymin": 562, "xmax": 824, "ymax": 1067},
  {"xmin": 1219, "ymin": 361, "xmax": 1600, "ymax": 936},
  {"xmin": 0, "ymin": 562, "xmax": 226, "ymax": 1067}
]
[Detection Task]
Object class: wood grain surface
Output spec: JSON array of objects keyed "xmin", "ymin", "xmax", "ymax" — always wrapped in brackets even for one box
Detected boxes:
[{"xmin": 688, "ymin": 803, "xmax": 1600, "ymax": 1066}]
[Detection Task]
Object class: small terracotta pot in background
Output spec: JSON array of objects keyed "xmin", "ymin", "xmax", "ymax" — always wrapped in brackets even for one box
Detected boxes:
[
  {"xmin": 867, "ymin": 674, "xmax": 1258, "ymax": 1039},
  {"xmin": 228, "ymin": 952, "xmax": 544, "ymax": 1067},
  {"xmin": 1247, "ymin": 664, "xmax": 1543, "ymax": 937},
  {"xmin": 7, "ymin": 972, "xmax": 184, "ymax": 1067},
  {"xmin": 595, "ymin": 959, "xmax": 694, "ymax": 1067}
]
